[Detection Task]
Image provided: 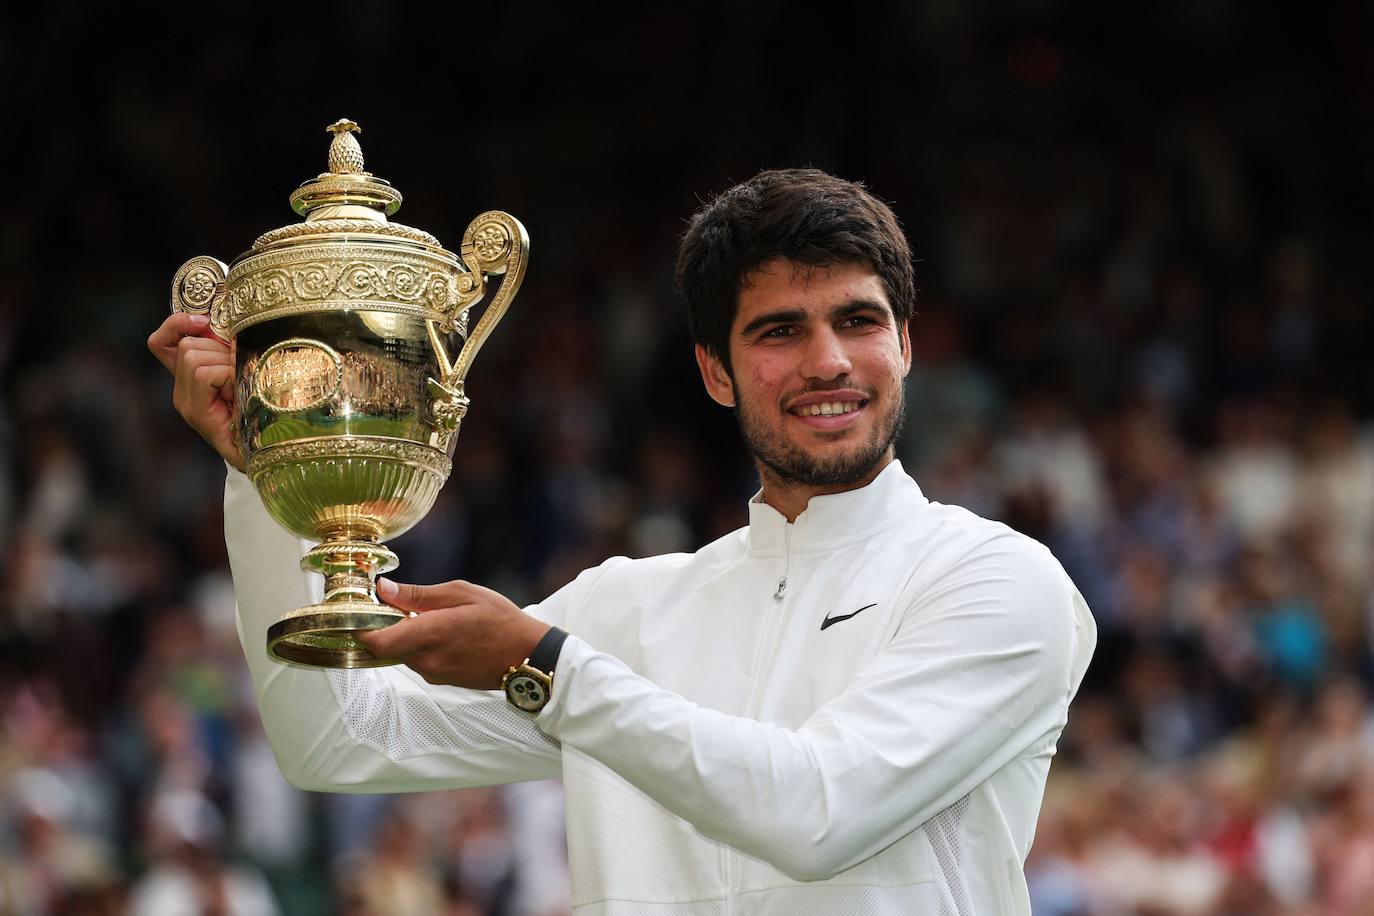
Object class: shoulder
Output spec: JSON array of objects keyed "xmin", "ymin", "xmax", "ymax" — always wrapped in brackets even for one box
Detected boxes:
[
  {"xmin": 902, "ymin": 499, "xmax": 1078, "ymax": 631},
  {"xmin": 899, "ymin": 500, "xmax": 1097, "ymax": 694},
  {"xmin": 912, "ymin": 499, "xmax": 1061, "ymax": 574},
  {"xmin": 875, "ymin": 511, "xmax": 1086, "ymax": 713}
]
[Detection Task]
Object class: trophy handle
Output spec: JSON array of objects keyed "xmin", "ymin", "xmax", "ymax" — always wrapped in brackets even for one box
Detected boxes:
[
  {"xmin": 170, "ymin": 256, "xmax": 231, "ymax": 340},
  {"xmin": 426, "ymin": 211, "xmax": 529, "ymax": 389}
]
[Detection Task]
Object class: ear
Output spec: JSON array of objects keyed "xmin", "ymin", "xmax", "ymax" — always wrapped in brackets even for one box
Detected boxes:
[
  {"xmin": 899, "ymin": 319, "xmax": 912, "ymax": 377},
  {"xmin": 695, "ymin": 344, "xmax": 736, "ymax": 407}
]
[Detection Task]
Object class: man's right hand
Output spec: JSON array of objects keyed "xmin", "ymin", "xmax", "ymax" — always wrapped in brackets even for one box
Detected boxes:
[{"xmin": 148, "ymin": 313, "xmax": 244, "ymax": 472}]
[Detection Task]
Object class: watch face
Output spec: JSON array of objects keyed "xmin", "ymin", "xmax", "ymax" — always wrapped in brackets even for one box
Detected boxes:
[{"xmin": 506, "ymin": 673, "xmax": 548, "ymax": 711}]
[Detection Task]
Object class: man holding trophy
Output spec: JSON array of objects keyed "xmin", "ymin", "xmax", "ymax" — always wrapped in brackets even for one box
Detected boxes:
[{"xmin": 150, "ymin": 121, "xmax": 1095, "ymax": 914}]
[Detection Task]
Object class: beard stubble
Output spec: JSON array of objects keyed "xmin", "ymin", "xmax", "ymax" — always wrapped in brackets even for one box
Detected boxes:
[{"xmin": 732, "ymin": 380, "xmax": 906, "ymax": 488}]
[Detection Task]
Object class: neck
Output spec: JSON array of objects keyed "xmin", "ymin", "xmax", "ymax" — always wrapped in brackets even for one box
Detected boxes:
[{"xmin": 757, "ymin": 453, "xmax": 895, "ymax": 523}]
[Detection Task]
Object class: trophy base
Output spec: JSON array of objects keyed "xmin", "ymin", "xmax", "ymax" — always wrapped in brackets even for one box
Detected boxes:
[{"xmin": 267, "ymin": 604, "xmax": 407, "ymax": 669}]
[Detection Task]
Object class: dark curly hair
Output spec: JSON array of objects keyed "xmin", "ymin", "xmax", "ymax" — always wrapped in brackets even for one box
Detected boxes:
[{"xmin": 675, "ymin": 168, "xmax": 915, "ymax": 376}]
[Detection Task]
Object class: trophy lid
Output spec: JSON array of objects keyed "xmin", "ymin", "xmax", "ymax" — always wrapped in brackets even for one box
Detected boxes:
[
  {"xmin": 289, "ymin": 119, "xmax": 403, "ymax": 219},
  {"xmin": 250, "ymin": 119, "xmax": 441, "ymax": 251}
]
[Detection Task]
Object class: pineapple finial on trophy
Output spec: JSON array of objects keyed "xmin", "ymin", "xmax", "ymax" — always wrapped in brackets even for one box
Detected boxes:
[
  {"xmin": 326, "ymin": 119, "xmax": 366, "ymax": 175},
  {"xmin": 287, "ymin": 118, "xmax": 401, "ymax": 219}
]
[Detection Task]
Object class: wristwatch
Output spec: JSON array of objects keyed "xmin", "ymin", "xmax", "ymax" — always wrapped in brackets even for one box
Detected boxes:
[{"xmin": 501, "ymin": 626, "xmax": 569, "ymax": 713}]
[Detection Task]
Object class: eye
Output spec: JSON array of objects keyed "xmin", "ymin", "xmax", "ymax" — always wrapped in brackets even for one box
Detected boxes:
[
  {"xmin": 761, "ymin": 325, "xmax": 796, "ymax": 339},
  {"xmin": 840, "ymin": 315, "xmax": 877, "ymax": 329}
]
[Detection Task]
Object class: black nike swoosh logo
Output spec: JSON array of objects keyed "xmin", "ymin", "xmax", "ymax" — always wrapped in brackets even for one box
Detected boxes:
[{"xmin": 820, "ymin": 603, "xmax": 877, "ymax": 631}]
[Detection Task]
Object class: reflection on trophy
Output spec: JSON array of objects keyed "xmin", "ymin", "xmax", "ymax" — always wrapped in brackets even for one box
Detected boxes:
[{"xmin": 170, "ymin": 118, "xmax": 528, "ymax": 669}]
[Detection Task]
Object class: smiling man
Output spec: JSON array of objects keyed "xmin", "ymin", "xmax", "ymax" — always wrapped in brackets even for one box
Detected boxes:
[
  {"xmin": 698, "ymin": 258, "xmax": 909, "ymax": 514},
  {"xmin": 152, "ymin": 168, "xmax": 1096, "ymax": 914}
]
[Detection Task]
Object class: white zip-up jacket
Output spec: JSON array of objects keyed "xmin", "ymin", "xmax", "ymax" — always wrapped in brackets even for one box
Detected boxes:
[{"xmin": 225, "ymin": 460, "xmax": 1096, "ymax": 915}]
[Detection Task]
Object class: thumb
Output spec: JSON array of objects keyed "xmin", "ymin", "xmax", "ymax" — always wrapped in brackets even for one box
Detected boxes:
[{"xmin": 377, "ymin": 577, "xmax": 475, "ymax": 612}]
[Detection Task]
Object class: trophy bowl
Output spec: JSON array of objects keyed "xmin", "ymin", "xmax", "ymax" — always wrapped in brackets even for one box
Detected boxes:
[{"xmin": 170, "ymin": 119, "xmax": 528, "ymax": 669}]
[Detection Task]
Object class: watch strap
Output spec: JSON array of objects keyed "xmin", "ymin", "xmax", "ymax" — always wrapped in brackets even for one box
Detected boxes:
[{"xmin": 528, "ymin": 625, "xmax": 569, "ymax": 675}]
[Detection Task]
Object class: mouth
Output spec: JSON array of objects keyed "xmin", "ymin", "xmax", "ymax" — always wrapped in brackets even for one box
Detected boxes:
[
  {"xmin": 786, "ymin": 395, "xmax": 871, "ymax": 430},
  {"xmin": 792, "ymin": 399, "xmax": 867, "ymax": 417}
]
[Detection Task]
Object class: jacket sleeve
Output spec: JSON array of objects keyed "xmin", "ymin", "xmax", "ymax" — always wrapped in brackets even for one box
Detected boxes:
[
  {"xmin": 534, "ymin": 535, "xmax": 1096, "ymax": 881},
  {"xmin": 225, "ymin": 466, "xmax": 570, "ymax": 792}
]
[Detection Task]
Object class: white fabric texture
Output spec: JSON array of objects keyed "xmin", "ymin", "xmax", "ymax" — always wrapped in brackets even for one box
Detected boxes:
[{"xmin": 225, "ymin": 460, "xmax": 1096, "ymax": 914}]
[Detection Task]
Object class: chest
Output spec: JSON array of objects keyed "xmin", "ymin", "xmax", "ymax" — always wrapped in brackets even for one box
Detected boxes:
[{"xmin": 574, "ymin": 543, "xmax": 921, "ymax": 726}]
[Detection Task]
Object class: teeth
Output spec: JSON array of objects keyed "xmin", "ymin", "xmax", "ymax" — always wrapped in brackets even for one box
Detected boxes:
[{"xmin": 797, "ymin": 401, "xmax": 861, "ymax": 417}]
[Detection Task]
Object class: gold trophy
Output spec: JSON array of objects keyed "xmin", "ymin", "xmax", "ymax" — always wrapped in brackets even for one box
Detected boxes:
[{"xmin": 170, "ymin": 118, "xmax": 527, "ymax": 669}]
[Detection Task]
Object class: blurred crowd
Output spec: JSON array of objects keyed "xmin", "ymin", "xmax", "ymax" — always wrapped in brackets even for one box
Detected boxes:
[{"xmin": 5, "ymin": 3, "xmax": 1374, "ymax": 915}]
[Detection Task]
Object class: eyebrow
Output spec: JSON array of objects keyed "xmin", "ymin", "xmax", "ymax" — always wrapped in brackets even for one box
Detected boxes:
[{"xmin": 738, "ymin": 299, "xmax": 891, "ymax": 337}]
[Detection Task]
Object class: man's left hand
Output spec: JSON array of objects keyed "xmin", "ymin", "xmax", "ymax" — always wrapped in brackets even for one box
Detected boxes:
[{"xmin": 355, "ymin": 579, "xmax": 550, "ymax": 689}]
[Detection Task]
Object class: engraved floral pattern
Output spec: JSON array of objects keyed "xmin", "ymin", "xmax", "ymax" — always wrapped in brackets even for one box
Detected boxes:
[
  {"xmin": 171, "ymin": 257, "xmax": 227, "ymax": 322},
  {"xmin": 389, "ymin": 266, "xmax": 418, "ymax": 295},
  {"xmin": 182, "ymin": 268, "xmax": 218, "ymax": 305},
  {"xmin": 343, "ymin": 264, "xmax": 379, "ymax": 296},
  {"xmin": 471, "ymin": 224, "xmax": 509, "ymax": 262},
  {"xmin": 222, "ymin": 247, "xmax": 462, "ymax": 334},
  {"xmin": 427, "ymin": 276, "xmax": 456, "ymax": 309},
  {"xmin": 293, "ymin": 265, "xmax": 337, "ymax": 298},
  {"xmin": 261, "ymin": 271, "xmax": 290, "ymax": 303}
]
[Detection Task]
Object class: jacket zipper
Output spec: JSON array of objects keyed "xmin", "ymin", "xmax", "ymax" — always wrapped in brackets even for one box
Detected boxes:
[
  {"xmin": 774, "ymin": 523, "xmax": 790, "ymax": 600},
  {"xmin": 728, "ymin": 522, "xmax": 793, "ymax": 905}
]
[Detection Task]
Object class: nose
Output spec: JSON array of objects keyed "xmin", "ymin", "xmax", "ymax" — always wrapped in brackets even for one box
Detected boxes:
[{"xmin": 798, "ymin": 326, "xmax": 852, "ymax": 380}]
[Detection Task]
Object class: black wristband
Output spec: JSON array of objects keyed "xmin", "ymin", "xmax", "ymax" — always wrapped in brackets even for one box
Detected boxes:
[{"xmin": 528, "ymin": 626, "xmax": 569, "ymax": 675}]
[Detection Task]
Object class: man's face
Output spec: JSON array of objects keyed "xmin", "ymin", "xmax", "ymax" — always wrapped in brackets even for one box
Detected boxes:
[{"xmin": 696, "ymin": 258, "xmax": 912, "ymax": 488}]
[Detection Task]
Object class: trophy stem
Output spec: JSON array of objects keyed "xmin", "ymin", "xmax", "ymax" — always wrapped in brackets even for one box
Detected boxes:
[
  {"xmin": 304, "ymin": 537, "xmax": 400, "ymax": 604},
  {"xmin": 264, "ymin": 536, "xmax": 406, "ymax": 669}
]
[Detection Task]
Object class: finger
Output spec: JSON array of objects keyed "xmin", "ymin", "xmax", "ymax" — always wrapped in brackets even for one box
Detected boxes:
[
  {"xmin": 176, "ymin": 345, "xmax": 231, "ymax": 369},
  {"xmin": 376, "ymin": 577, "xmax": 477, "ymax": 612},
  {"xmin": 149, "ymin": 312, "xmax": 210, "ymax": 355},
  {"xmin": 175, "ymin": 351, "xmax": 233, "ymax": 418},
  {"xmin": 194, "ymin": 363, "xmax": 234, "ymax": 399},
  {"xmin": 356, "ymin": 612, "xmax": 446, "ymax": 659},
  {"xmin": 174, "ymin": 348, "xmax": 233, "ymax": 395},
  {"xmin": 177, "ymin": 335, "xmax": 232, "ymax": 360},
  {"xmin": 148, "ymin": 313, "xmax": 213, "ymax": 371},
  {"xmin": 171, "ymin": 339, "xmax": 232, "ymax": 398}
]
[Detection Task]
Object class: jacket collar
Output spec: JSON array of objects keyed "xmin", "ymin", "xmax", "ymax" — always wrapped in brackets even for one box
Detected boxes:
[{"xmin": 746, "ymin": 460, "xmax": 926, "ymax": 554}]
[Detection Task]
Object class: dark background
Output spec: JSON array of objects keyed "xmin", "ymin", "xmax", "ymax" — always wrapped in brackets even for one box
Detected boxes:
[{"xmin": 3, "ymin": 3, "xmax": 1374, "ymax": 914}]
